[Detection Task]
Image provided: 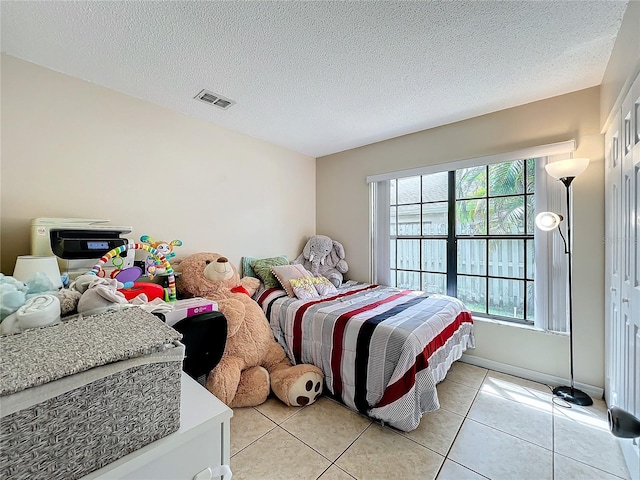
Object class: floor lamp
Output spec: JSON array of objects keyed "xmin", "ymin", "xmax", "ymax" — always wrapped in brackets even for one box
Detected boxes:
[{"xmin": 535, "ymin": 157, "xmax": 593, "ymax": 406}]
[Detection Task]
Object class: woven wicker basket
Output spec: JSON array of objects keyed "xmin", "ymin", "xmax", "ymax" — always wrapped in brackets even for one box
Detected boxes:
[{"xmin": 0, "ymin": 307, "xmax": 184, "ymax": 480}]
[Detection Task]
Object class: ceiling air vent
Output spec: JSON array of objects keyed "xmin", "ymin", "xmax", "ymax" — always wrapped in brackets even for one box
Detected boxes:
[{"xmin": 194, "ymin": 89, "xmax": 236, "ymax": 110}]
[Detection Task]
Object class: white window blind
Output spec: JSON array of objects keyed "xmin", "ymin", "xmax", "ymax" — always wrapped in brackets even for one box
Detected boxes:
[{"xmin": 535, "ymin": 153, "xmax": 570, "ymax": 332}]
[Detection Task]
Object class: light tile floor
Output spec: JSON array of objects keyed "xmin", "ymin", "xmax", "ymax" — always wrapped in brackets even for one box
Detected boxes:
[{"xmin": 229, "ymin": 362, "xmax": 631, "ymax": 480}]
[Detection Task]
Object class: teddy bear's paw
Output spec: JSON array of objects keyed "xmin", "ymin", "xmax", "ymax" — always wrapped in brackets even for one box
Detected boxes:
[{"xmin": 289, "ymin": 370, "xmax": 323, "ymax": 407}]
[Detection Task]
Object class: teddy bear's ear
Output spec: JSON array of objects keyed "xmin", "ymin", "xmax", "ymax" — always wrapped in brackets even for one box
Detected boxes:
[{"xmin": 171, "ymin": 257, "xmax": 184, "ymax": 272}]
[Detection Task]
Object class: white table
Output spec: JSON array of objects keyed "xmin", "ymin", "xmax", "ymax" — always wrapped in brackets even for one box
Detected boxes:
[{"xmin": 83, "ymin": 373, "xmax": 233, "ymax": 480}]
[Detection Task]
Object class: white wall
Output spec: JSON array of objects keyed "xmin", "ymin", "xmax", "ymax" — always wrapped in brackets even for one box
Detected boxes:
[
  {"xmin": 317, "ymin": 87, "xmax": 605, "ymax": 389},
  {"xmin": 600, "ymin": 0, "xmax": 640, "ymax": 131},
  {"xmin": 0, "ymin": 54, "xmax": 316, "ymax": 273}
]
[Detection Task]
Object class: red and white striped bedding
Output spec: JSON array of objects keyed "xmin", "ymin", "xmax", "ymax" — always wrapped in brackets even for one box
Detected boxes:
[{"xmin": 256, "ymin": 281, "xmax": 474, "ymax": 431}]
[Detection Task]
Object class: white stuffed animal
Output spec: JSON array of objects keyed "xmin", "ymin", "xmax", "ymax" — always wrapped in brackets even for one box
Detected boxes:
[
  {"xmin": 0, "ymin": 294, "xmax": 61, "ymax": 334},
  {"xmin": 77, "ymin": 277, "xmax": 129, "ymax": 314}
]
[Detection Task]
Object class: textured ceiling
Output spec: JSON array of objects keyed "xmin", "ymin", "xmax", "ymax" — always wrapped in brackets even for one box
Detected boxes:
[{"xmin": 0, "ymin": 1, "xmax": 629, "ymax": 157}]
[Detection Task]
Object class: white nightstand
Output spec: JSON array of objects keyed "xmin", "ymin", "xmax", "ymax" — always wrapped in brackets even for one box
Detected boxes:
[{"xmin": 83, "ymin": 373, "xmax": 233, "ymax": 480}]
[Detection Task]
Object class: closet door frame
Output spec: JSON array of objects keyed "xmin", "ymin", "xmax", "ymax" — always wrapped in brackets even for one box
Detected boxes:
[
  {"xmin": 605, "ymin": 111, "xmax": 622, "ymax": 408},
  {"xmin": 608, "ymin": 70, "xmax": 640, "ymax": 480}
]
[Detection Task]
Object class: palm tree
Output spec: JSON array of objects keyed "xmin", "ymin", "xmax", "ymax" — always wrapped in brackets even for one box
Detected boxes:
[
  {"xmin": 456, "ymin": 159, "xmax": 535, "ymax": 235},
  {"xmin": 455, "ymin": 159, "xmax": 536, "ymax": 319}
]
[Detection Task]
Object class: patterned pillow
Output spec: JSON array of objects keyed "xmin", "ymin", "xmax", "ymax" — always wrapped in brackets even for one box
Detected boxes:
[
  {"xmin": 250, "ymin": 257, "xmax": 290, "ymax": 288},
  {"xmin": 310, "ymin": 276, "xmax": 338, "ymax": 296},
  {"xmin": 242, "ymin": 255, "xmax": 287, "ymax": 279},
  {"xmin": 290, "ymin": 277, "xmax": 319, "ymax": 300},
  {"xmin": 271, "ymin": 264, "xmax": 312, "ymax": 297}
]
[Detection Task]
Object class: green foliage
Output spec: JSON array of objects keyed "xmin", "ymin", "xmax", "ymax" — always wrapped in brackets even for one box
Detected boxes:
[{"xmin": 456, "ymin": 159, "xmax": 534, "ymax": 235}]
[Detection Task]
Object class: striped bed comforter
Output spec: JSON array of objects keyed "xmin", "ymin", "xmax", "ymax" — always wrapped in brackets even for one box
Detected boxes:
[{"xmin": 256, "ymin": 281, "xmax": 474, "ymax": 431}]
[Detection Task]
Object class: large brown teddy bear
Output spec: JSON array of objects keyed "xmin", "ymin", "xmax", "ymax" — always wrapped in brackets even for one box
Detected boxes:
[{"xmin": 175, "ymin": 252, "xmax": 324, "ymax": 408}]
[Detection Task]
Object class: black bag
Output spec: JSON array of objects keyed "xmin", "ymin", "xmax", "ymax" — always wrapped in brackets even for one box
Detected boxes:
[{"xmin": 172, "ymin": 311, "xmax": 227, "ymax": 380}]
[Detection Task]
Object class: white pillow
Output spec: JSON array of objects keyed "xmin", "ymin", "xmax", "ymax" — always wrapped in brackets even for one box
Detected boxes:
[
  {"xmin": 271, "ymin": 264, "xmax": 312, "ymax": 297},
  {"xmin": 290, "ymin": 277, "xmax": 320, "ymax": 300}
]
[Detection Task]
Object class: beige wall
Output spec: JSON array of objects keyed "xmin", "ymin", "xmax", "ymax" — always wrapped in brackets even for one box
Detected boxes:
[
  {"xmin": 317, "ymin": 87, "xmax": 605, "ymax": 388},
  {"xmin": 0, "ymin": 55, "xmax": 316, "ymax": 273},
  {"xmin": 600, "ymin": 0, "xmax": 640, "ymax": 130},
  {"xmin": 0, "ymin": 52, "xmax": 611, "ymax": 388}
]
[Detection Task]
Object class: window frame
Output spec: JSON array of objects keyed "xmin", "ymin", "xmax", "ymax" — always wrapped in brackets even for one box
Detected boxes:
[
  {"xmin": 368, "ymin": 140, "xmax": 574, "ymax": 332},
  {"xmin": 389, "ymin": 162, "xmax": 535, "ymax": 325}
]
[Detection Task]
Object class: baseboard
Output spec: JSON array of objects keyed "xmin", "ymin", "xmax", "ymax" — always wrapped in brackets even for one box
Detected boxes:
[
  {"xmin": 619, "ymin": 438, "xmax": 640, "ymax": 480},
  {"xmin": 460, "ymin": 353, "xmax": 605, "ymax": 400}
]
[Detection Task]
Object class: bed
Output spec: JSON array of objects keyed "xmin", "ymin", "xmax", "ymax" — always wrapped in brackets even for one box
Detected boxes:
[{"xmin": 255, "ymin": 280, "xmax": 474, "ymax": 431}]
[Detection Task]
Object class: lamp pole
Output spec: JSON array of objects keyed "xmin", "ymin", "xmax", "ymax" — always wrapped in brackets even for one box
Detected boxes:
[{"xmin": 564, "ymin": 179, "xmax": 575, "ymax": 393}]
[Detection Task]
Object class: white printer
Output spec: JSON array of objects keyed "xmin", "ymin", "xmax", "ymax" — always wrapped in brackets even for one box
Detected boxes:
[{"xmin": 31, "ymin": 218, "xmax": 135, "ymax": 279}]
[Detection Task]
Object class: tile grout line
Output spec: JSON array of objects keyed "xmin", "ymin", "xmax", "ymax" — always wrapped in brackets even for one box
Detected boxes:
[
  {"xmin": 237, "ymin": 400, "xmax": 372, "ymax": 478},
  {"xmin": 273, "ymin": 403, "xmax": 376, "ymax": 477},
  {"xmin": 552, "ymin": 451, "xmax": 630, "ymax": 480},
  {"xmin": 230, "ymin": 424, "xmax": 278, "ymax": 459},
  {"xmin": 269, "ymin": 403, "xmax": 340, "ymax": 466},
  {"xmin": 460, "ymin": 372, "xmax": 556, "ymax": 454},
  {"xmin": 445, "ymin": 459, "xmax": 492, "ymax": 480},
  {"xmin": 328, "ymin": 422, "xmax": 375, "ymax": 477},
  {"xmin": 230, "ymin": 403, "xmax": 307, "ymax": 459},
  {"xmin": 550, "ymin": 395, "xmax": 631, "ymax": 480},
  {"xmin": 434, "ymin": 369, "xmax": 489, "ymax": 480},
  {"xmin": 237, "ymin": 367, "xmax": 482, "ymax": 469},
  {"xmin": 276, "ymin": 423, "xmax": 338, "ymax": 464},
  {"xmin": 439, "ymin": 368, "xmax": 559, "ymax": 478},
  {"xmin": 232, "ymin": 369, "xmax": 626, "ymax": 479}
]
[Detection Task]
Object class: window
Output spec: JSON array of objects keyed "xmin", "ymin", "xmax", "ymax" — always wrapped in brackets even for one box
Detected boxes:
[
  {"xmin": 368, "ymin": 141, "xmax": 573, "ymax": 332},
  {"xmin": 389, "ymin": 159, "xmax": 535, "ymax": 324}
]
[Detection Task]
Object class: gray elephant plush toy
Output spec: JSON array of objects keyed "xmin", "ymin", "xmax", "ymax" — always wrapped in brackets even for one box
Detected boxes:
[{"xmin": 293, "ymin": 235, "xmax": 349, "ymax": 287}]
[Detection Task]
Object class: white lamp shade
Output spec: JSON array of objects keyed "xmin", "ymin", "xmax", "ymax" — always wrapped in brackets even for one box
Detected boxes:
[
  {"xmin": 545, "ymin": 158, "xmax": 589, "ymax": 180},
  {"xmin": 535, "ymin": 211, "xmax": 563, "ymax": 231},
  {"xmin": 13, "ymin": 255, "xmax": 63, "ymax": 289}
]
